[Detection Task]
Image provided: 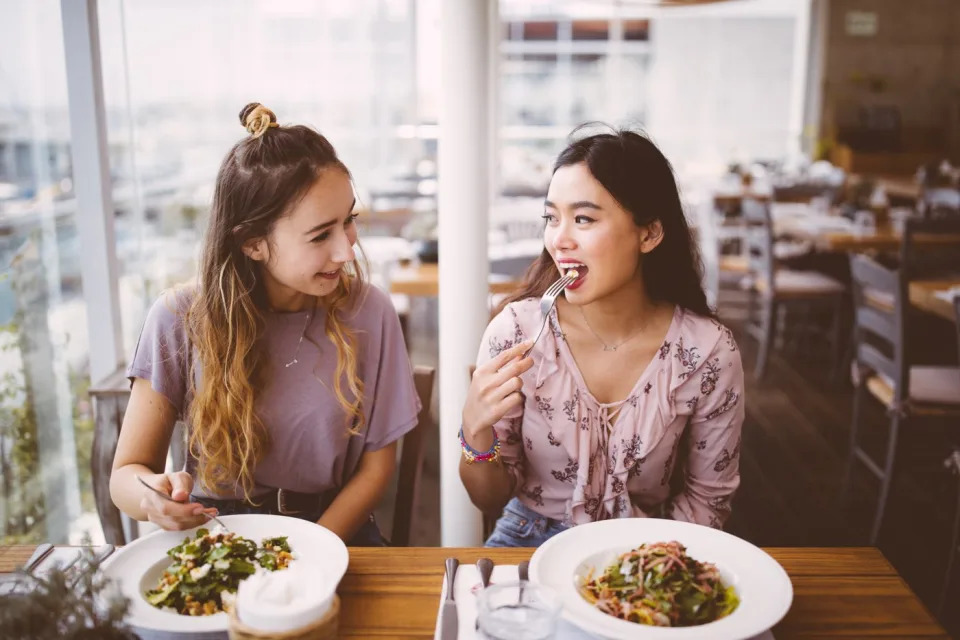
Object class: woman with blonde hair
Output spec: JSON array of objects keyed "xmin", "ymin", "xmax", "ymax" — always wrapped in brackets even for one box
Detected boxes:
[{"xmin": 111, "ymin": 103, "xmax": 419, "ymax": 545}]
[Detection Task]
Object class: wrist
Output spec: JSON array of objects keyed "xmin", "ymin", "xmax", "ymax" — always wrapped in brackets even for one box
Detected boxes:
[
  {"xmin": 459, "ymin": 426, "xmax": 500, "ymax": 464},
  {"xmin": 462, "ymin": 421, "xmax": 494, "ymax": 450}
]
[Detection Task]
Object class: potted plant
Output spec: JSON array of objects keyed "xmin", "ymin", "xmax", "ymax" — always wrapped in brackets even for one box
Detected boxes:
[{"xmin": 0, "ymin": 548, "xmax": 137, "ymax": 639}]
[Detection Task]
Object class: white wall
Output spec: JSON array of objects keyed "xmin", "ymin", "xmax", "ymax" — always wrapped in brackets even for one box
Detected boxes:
[{"xmin": 646, "ymin": 16, "xmax": 797, "ymax": 172}]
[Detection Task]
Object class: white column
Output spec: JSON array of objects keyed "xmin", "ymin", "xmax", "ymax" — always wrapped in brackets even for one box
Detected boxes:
[
  {"xmin": 787, "ymin": 0, "xmax": 814, "ymax": 160},
  {"xmin": 438, "ymin": 0, "xmax": 491, "ymax": 546},
  {"xmin": 802, "ymin": 0, "xmax": 829, "ymax": 157},
  {"xmin": 61, "ymin": 0, "xmax": 124, "ymax": 384}
]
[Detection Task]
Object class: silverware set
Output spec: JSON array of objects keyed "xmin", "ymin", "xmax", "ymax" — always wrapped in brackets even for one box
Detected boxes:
[
  {"xmin": 2, "ymin": 543, "xmax": 117, "ymax": 595},
  {"xmin": 440, "ymin": 556, "xmax": 532, "ymax": 639}
]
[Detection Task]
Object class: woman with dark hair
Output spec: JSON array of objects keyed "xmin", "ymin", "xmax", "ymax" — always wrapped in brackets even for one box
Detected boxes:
[
  {"xmin": 461, "ymin": 128, "xmax": 744, "ymax": 547},
  {"xmin": 110, "ymin": 103, "xmax": 420, "ymax": 545}
]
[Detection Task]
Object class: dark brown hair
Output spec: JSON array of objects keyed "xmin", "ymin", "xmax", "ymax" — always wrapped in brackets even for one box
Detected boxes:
[{"xmin": 500, "ymin": 127, "xmax": 714, "ymax": 318}]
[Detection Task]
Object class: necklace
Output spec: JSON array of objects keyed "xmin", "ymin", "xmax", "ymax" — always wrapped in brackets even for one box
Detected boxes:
[
  {"xmin": 578, "ymin": 306, "xmax": 644, "ymax": 352},
  {"xmin": 283, "ymin": 304, "xmax": 316, "ymax": 368}
]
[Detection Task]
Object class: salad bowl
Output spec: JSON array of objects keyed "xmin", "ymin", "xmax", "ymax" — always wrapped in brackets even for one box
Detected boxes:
[{"xmin": 100, "ymin": 514, "xmax": 348, "ymax": 639}]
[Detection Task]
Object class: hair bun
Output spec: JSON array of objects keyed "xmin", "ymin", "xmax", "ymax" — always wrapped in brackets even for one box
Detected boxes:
[{"xmin": 239, "ymin": 102, "xmax": 278, "ymax": 139}]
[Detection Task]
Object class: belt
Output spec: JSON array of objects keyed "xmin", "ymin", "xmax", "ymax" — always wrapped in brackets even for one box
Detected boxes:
[
  {"xmin": 274, "ymin": 487, "xmax": 328, "ymax": 516},
  {"xmin": 198, "ymin": 488, "xmax": 331, "ymax": 516}
]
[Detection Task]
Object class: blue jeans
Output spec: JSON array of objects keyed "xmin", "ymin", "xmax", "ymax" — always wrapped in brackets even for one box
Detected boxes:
[
  {"xmin": 190, "ymin": 493, "xmax": 386, "ymax": 547},
  {"xmin": 484, "ymin": 497, "xmax": 568, "ymax": 547}
]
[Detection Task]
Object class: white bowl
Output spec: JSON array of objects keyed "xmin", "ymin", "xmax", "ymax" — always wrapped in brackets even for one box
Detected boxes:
[
  {"xmin": 529, "ymin": 519, "xmax": 792, "ymax": 640},
  {"xmin": 100, "ymin": 514, "xmax": 348, "ymax": 639}
]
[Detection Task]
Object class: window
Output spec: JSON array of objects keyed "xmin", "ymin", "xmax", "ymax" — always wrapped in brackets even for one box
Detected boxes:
[{"xmin": 0, "ymin": 0, "xmax": 95, "ymax": 545}]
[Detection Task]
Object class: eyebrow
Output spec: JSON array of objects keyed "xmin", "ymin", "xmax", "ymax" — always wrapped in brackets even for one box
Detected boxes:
[
  {"xmin": 304, "ymin": 198, "xmax": 357, "ymax": 235},
  {"xmin": 544, "ymin": 199, "xmax": 602, "ymax": 211}
]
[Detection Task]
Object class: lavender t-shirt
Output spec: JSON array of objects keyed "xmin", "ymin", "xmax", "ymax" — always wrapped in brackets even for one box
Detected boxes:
[{"xmin": 126, "ymin": 282, "xmax": 421, "ymax": 499}]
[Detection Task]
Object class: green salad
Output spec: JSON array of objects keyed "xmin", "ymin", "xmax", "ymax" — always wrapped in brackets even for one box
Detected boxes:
[
  {"xmin": 145, "ymin": 528, "xmax": 293, "ymax": 616},
  {"xmin": 579, "ymin": 541, "xmax": 739, "ymax": 627}
]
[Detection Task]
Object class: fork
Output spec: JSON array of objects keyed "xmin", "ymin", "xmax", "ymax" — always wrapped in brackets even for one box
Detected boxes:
[
  {"xmin": 523, "ymin": 272, "xmax": 578, "ymax": 358},
  {"xmin": 137, "ymin": 475, "xmax": 231, "ymax": 531}
]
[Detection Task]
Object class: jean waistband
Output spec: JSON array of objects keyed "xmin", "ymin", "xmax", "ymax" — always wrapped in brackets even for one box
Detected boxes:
[{"xmin": 506, "ymin": 496, "xmax": 566, "ymax": 528}]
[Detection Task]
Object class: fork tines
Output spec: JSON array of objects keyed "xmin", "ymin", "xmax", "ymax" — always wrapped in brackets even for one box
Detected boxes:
[{"xmin": 546, "ymin": 273, "xmax": 576, "ymax": 296}]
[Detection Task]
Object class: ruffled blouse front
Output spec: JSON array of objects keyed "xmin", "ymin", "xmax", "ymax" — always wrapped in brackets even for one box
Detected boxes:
[{"xmin": 476, "ymin": 299, "xmax": 744, "ymax": 528}]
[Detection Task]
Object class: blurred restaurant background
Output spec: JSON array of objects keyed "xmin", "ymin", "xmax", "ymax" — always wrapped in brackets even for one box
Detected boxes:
[{"xmin": 2, "ymin": 0, "xmax": 960, "ymax": 632}]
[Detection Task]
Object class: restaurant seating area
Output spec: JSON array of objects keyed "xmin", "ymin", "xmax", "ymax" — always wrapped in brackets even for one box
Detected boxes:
[{"xmin": 4, "ymin": 0, "xmax": 960, "ymax": 637}]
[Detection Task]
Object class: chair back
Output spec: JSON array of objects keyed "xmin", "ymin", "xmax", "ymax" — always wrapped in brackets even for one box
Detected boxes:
[
  {"xmin": 741, "ymin": 197, "xmax": 775, "ymax": 289},
  {"xmin": 390, "ymin": 365, "xmax": 436, "ymax": 546},
  {"xmin": 955, "ymin": 295, "xmax": 960, "ymax": 366},
  {"xmin": 91, "ymin": 368, "xmax": 186, "ymax": 545},
  {"xmin": 899, "ymin": 217, "xmax": 960, "ymax": 281},
  {"xmin": 849, "ymin": 253, "xmax": 907, "ymax": 404},
  {"xmin": 920, "ymin": 187, "xmax": 960, "ymax": 219},
  {"xmin": 849, "ymin": 217, "xmax": 960, "ymax": 407}
]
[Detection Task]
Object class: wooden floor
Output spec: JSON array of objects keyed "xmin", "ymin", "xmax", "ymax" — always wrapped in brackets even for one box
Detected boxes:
[{"xmin": 379, "ymin": 296, "xmax": 960, "ymax": 636}]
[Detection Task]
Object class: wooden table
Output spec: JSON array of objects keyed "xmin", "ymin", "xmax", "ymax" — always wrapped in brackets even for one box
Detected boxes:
[
  {"xmin": 849, "ymin": 174, "xmax": 922, "ymax": 207},
  {"xmin": 389, "ymin": 263, "xmax": 520, "ymax": 297},
  {"xmin": 0, "ymin": 546, "xmax": 947, "ymax": 638},
  {"xmin": 778, "ymin": 227, "xmax": 960, "ymax": 253},
  {"xmin": 910, "ymin": 279, "xmax": 960, "ymax": 321}
]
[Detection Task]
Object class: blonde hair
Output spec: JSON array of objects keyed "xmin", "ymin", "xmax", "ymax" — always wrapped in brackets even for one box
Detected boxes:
[{"xmin": 184, "ymin": 102, "xmax": 365, "ymax": 500}]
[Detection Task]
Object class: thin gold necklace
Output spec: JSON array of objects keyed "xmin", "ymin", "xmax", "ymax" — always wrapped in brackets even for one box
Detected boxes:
[
  {"xmin": 280, "ymin": 298, "xmax": 318, "ymax": 368},
  {"xmin": 578, "ymin": 306, "xmax": 644, "ymax": 352}
]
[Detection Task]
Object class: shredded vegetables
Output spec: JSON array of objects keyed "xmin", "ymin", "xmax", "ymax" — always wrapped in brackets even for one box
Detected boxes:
[
  {"xmin": 579, "ymin": 541, "xmax": 739, "ymax": 627},
  {"xmin": 145, "ymin": 528, "xmax": 292, "ymax": 616}
]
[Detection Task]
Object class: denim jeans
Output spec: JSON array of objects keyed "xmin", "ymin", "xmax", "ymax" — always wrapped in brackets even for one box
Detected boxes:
[
  {"xmin": 484, "ymin": 497, "xmax": 568, "ymax": 548},
  {"xmin": 190, "ymin": 493, "xmax": 386, "ymax": 547}
]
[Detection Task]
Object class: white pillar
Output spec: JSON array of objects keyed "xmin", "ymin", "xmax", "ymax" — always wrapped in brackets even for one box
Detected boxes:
[
  {"xmin": 787, "ymin": 0, "xmax": 814, "ymax": 160},
  {"xmin": 802, "ymin": 0, "xmax": 829, "ymax": 157},
  {"xmin": 438, "ymin": 0, "xmax": 492, "ymax": 546},
  {"xmin": 61, "ymin": 0, "xmax": 124, "ymax": 384}
]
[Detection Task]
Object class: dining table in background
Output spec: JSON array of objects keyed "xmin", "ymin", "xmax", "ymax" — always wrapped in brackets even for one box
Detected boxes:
[
  {"xmin": 389, "ymin": 263, "xmax": 520, "ymax": 298},
  {"xmin": 766, "ymin": 203, "xmax": 960, "ymax": 253},
  {"xmin": 0, "ymin": 545, "xmax": 948, "ymax": 639},
  {"xmin": 910, "ymin": 279, "xmax": 960, "ymax": 322}
]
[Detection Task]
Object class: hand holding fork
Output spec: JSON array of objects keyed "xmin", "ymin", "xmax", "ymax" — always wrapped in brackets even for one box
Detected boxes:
[
  {"xmin": 137, "ymin": 473, "xmax": 229, "ymax": 531},
  {"xmin": 461, "ymin": 272, "xmax": 577, "ymax": 448}
]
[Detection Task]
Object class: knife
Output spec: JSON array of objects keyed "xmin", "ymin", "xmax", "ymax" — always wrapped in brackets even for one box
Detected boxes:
[
  {"xmin": 440, "ymin": 557, "xmax": 460, "ymax": 640},
  {"xmin": 22, "ymin": 543, "xmax": 54, "ymax": 573}
]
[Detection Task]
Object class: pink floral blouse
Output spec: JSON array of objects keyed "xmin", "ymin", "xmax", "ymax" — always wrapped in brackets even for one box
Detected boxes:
[{"xmin": 477, "ymin": 299, "xmax": 744, "ymax": 529}]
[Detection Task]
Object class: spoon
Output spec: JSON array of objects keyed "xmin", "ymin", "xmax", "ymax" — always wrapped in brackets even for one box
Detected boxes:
[{"xmin": 475, "ymin": 558, "xmax": 495, "ymax": 630}]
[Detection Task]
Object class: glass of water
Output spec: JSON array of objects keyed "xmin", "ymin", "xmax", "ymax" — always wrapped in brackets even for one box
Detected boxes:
[{"xmin": 476, "ymin": 580, "xmax": 562, "ymax": 640}]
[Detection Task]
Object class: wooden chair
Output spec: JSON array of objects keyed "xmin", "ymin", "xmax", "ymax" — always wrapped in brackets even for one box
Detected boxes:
[
  {"xmin": 939, "ymin": 294, "xmax": 960, "ymax": 615},
  {"xmin": 91, "ymin": 365, "xmax": 436, "ymax": 546},
  {"xmin": 920, "ymin": 187, "xmax": 960, "ymax": 219},
  {"xmin": 843, "ymin": 219, "xmax": 960, "ymax": 544},
  {"xmin": 90, "ymin": 369, "xmax": 186, "ymax": 545},
  {"xmin": 741, "ymin": 198, "xmax": 846, "ymax": 379},
  {"xmin": 390, "ymin": 365, "xmax": 435, "ymax": 547}
]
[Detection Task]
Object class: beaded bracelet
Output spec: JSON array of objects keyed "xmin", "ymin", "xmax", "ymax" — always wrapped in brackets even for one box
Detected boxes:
[{"xmin": 459, "ymin": 426, "xmax": 501, "ymax": 464}]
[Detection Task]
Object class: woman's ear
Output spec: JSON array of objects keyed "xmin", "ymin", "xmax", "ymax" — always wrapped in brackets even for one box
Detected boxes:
[
  {"xmin": 639, "ymin": 220, "xmax": 664, "ymax": 254},
  {"xmin": 241, "ymin": 237, "xmax": 268, "ymax": 262}
]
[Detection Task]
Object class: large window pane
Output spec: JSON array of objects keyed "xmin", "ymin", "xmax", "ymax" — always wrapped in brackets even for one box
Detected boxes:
[
  {"xmin": 96, "ymin": 0, "xmax": 421, "ymax": 353},
  {"xmin": 0, "ymin": 0, "xmax": 97, "ymax": 545},
  {"xmin": 497, "ymin": 3, "xmax": 801, "ymax": 195}
]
